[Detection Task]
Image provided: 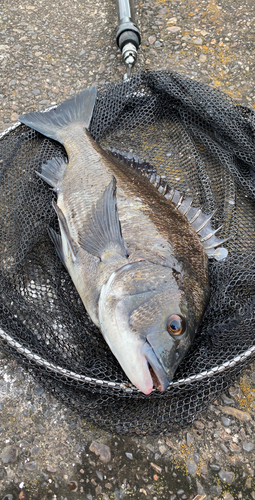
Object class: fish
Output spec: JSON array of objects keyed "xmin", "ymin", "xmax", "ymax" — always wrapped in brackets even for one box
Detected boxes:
[{"xmin": 19, "ymin": 87, "xmax": 227, "ymax": 395}]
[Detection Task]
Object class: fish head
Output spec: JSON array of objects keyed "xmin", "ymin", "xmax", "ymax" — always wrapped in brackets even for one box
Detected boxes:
[{"xmin": 99, "ymin": 259, "xmax": 209, "ymax": 395}]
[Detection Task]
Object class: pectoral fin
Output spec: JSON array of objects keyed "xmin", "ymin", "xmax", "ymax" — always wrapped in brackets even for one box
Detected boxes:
[
  {"xmin": 79, "ymin": 176, "xmax": 127, "ymax": 260},
  {"xmin": 52, "ymin": 200, "xmax": 77, "ymax": 262},
  {"xmin": 48, "ymin": 227, "xmax": 67, "ymax": 269}
]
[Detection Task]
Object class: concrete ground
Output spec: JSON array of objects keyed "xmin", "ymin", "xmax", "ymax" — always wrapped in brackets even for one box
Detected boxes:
[{"xmin": 0, "ymin": 0, "xmax": 255, "ymax": 499}]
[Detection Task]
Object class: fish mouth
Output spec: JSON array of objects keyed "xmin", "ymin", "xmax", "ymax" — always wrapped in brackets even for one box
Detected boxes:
[{"xmin": 141, "ymin": 341, "xmax": 169, "ymax": 393}]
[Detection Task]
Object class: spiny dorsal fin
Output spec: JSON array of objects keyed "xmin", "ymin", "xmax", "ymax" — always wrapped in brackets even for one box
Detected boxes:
[
  {"xmin": 79, "ymin": 176, "xmax": 127, "ymax": 260},
  {"xmin": 108, "ymin": 148, "xmax": 229, "ymax": 261}
]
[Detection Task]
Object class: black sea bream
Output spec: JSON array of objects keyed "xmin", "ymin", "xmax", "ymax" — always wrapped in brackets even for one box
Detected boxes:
[{"xmin": 19, "ymin": 87, "xmax": 227, "ymax": 394}]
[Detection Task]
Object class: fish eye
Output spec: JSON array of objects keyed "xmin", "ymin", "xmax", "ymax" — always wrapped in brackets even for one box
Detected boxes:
[{"xmin": 167, "ymin": 314, "xmax": 185, "ymax": 336}]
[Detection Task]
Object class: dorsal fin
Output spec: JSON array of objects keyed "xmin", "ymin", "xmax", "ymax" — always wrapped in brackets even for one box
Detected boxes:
[{"xmin": 108, "ymin": 148, "xmax": 229, "ymax": 261}]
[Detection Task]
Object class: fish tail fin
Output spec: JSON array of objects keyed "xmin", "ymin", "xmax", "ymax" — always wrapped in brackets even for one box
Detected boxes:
[{"xmin": 19, "ymin": 86, "xmax": 97, "ymax": 145}]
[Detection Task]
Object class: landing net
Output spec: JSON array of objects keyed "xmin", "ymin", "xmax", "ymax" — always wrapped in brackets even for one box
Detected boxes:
[{"xmin": 0, "ymin": 70, "xmax": 254, "ymax": 433}]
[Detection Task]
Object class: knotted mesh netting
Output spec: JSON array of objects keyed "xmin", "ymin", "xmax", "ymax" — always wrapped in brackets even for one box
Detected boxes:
[{"xmin": 0, "ymin": 70, "xmax": 255, "ymax": 433}]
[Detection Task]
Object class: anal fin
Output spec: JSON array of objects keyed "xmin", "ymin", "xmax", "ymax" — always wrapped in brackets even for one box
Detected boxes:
[{"xmin": 36, "ymin": 156, "xmax": 67, "ymax": 190}]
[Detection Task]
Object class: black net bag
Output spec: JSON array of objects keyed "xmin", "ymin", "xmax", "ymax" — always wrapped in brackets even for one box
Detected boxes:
[{"xmin": 0, "ymin": 70, "xmax": 255, "ymax": 434}]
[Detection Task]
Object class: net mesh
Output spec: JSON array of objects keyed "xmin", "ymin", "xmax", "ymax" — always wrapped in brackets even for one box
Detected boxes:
[{"xmin": 0, "ymin": 70, "xmax": 255, "ymax": 434}]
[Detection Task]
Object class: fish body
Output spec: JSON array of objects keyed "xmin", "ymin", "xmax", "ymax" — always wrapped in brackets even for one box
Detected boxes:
[{"xmin": 19, "ymin": 87, "xmax": 210, "ymax": 395}]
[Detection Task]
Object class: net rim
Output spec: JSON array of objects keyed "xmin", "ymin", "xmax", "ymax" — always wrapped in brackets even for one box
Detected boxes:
[
  {"xmin": 0, "ymin": 121, "xmax": 21, "ymax": 140},
  {"xmin": 0, "ymin": 326, "xmax": 254, "ymax": 394}
]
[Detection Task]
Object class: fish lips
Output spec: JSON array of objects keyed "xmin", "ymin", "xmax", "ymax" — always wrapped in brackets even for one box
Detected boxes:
[
  {"xmin": 141, "ymin": 341, "xmax": 170, "ymax": 392},
  {"xmin": 146, "ymin": 326, "xmax": 192, "ymax": 385}
]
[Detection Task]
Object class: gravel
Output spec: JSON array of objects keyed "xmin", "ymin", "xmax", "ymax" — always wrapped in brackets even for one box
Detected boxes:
[{"xmin": 0, "ymin": 0, "xmax": 255, "ymax": 498}]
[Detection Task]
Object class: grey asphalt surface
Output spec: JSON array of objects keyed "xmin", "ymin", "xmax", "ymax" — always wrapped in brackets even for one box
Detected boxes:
[{"xmin": 0, "ymin": 0, "xmax": 255, "ymax": 499}]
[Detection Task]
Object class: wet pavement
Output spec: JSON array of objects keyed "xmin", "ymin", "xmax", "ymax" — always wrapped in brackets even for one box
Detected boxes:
[{"xmin": 0, "ymin": 0, "xmax": 255, "ymax": 499}]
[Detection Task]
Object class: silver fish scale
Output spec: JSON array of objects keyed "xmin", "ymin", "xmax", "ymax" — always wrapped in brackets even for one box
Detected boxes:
[{"xmin": 0, "ymin": 69, "xmax": 255, "ymax": 433}]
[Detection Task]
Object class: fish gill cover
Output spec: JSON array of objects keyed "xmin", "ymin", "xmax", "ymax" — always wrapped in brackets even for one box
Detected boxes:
[{"xmin": 0, "ymin": 70, "xmax": 255, "ymax": 433}]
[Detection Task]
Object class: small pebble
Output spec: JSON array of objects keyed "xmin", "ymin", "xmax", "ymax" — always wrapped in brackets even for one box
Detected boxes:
[
  {"xmin": 148, "ymin": 36, "xmax": 156, "ymax": 44},
  {"xmin": 193, "ymin": 37, "xmax": 203, "ymax": 45},
  {"xmin": 194, "ymin": 420, "xmax": 204, "ymax": 430},
  {"xmin": 159, "ymin": 445, "xmax": 167, "ymax": 454},
  {"xmin": 200, "ymin": 463, "xmax": 208, "ymax": 479},
  {"xmin": 186, "ymin": 433, "xmax": 194, "ymax": 446},
  {"xmin": 229, "ymin": 442, "xmax": 241, "ymax": 453},
  {"xmin": 242, "ymin": 442, "xmax": 254, "ymax": 452},
  {"xmin": 165, "ymin": 438, "xmax": 177, "ymax": 450},
  {"xmin": 223, "ymin": 494, "xmax": 234, "ymax": 500},
  {"xmin": 31, "ymin": 446, "xmax": 40, "ymax": 457},
  {"xmin": 24, "ymin": 460, "xmax": 37, "ymax": 471},
  {"xmin": 186, "ymin": 458, "xmax": 197, "ymax": 476},
  {"xmin": 46, "ymin": 464, "xmax": 57, "ymax": 472},
  {"xmin": 1, "ymin": 446, "xmax": 18, "ymax": 464},
  {"xmin": 146, "ymin": 444, "xmax": 155, "ymax": 453},
  {"xmin": 125, "ymin": 452, "xmax": 133, "ymax": 459},
  {"xmin": 229, "ymin": 387, "xmax": 242, "ymax": 399},
  {"xmin": 229, "ymin": 456, "xmax": 240, "ymax": 466},
  {"xmin": 210, "ymin": 464, "xmax": 221, "ymax": 471},
  {"xmin": 221, "ymin": 416, "xmax": 231, "ymax": 426},
  {"xmin": 167, "ymin": 16, "xmax": 177, "ymax": 24},
  {"xmin": 96, "ymin": 470, "xmax": 103, "ymax": 481},
  {"xmin": 89, "ymin": 442, "xmax": 111, "ymax": 463},
  {"xmin": 101, "ymin": 494, "xmax": 110, "ymax": 500},
  {"xmin": 221, "ymin": 393, "xmax": 235, "ymax": 405},
  {"xmin": 196, "ymin": 479, "xmax": 205, "ymax": 494},
  {"xmin": 113, "ymin": 488, "xmax": 126, "ymax": 500},
  {"xmin": 68, "ymin": 481, "xmax": 78, "ymax": 492},
  {"xmin": 218, "ymin": 470, "xmax": 235, "ymax": 484},
  {"xmin": 246, "ymin": 478, "xmax": 252, "ymax": 488},
  {"xmin": 220, "ymin": 443, "xmax": 229, "ymax": 453},
  {"xmin": 150, "ymin": 462, "xmax": 162, "ymax": 474},
  {"xmin": 19, "ymin": 441, "xmax": 29, "ymax": 448},
  {"xmin": 210, "ymin": 485, "xmax": 222, "ymax": 496},
  {"xmin": 167, "ymin": 26, "xmax": 181, "ymax": 33}
]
